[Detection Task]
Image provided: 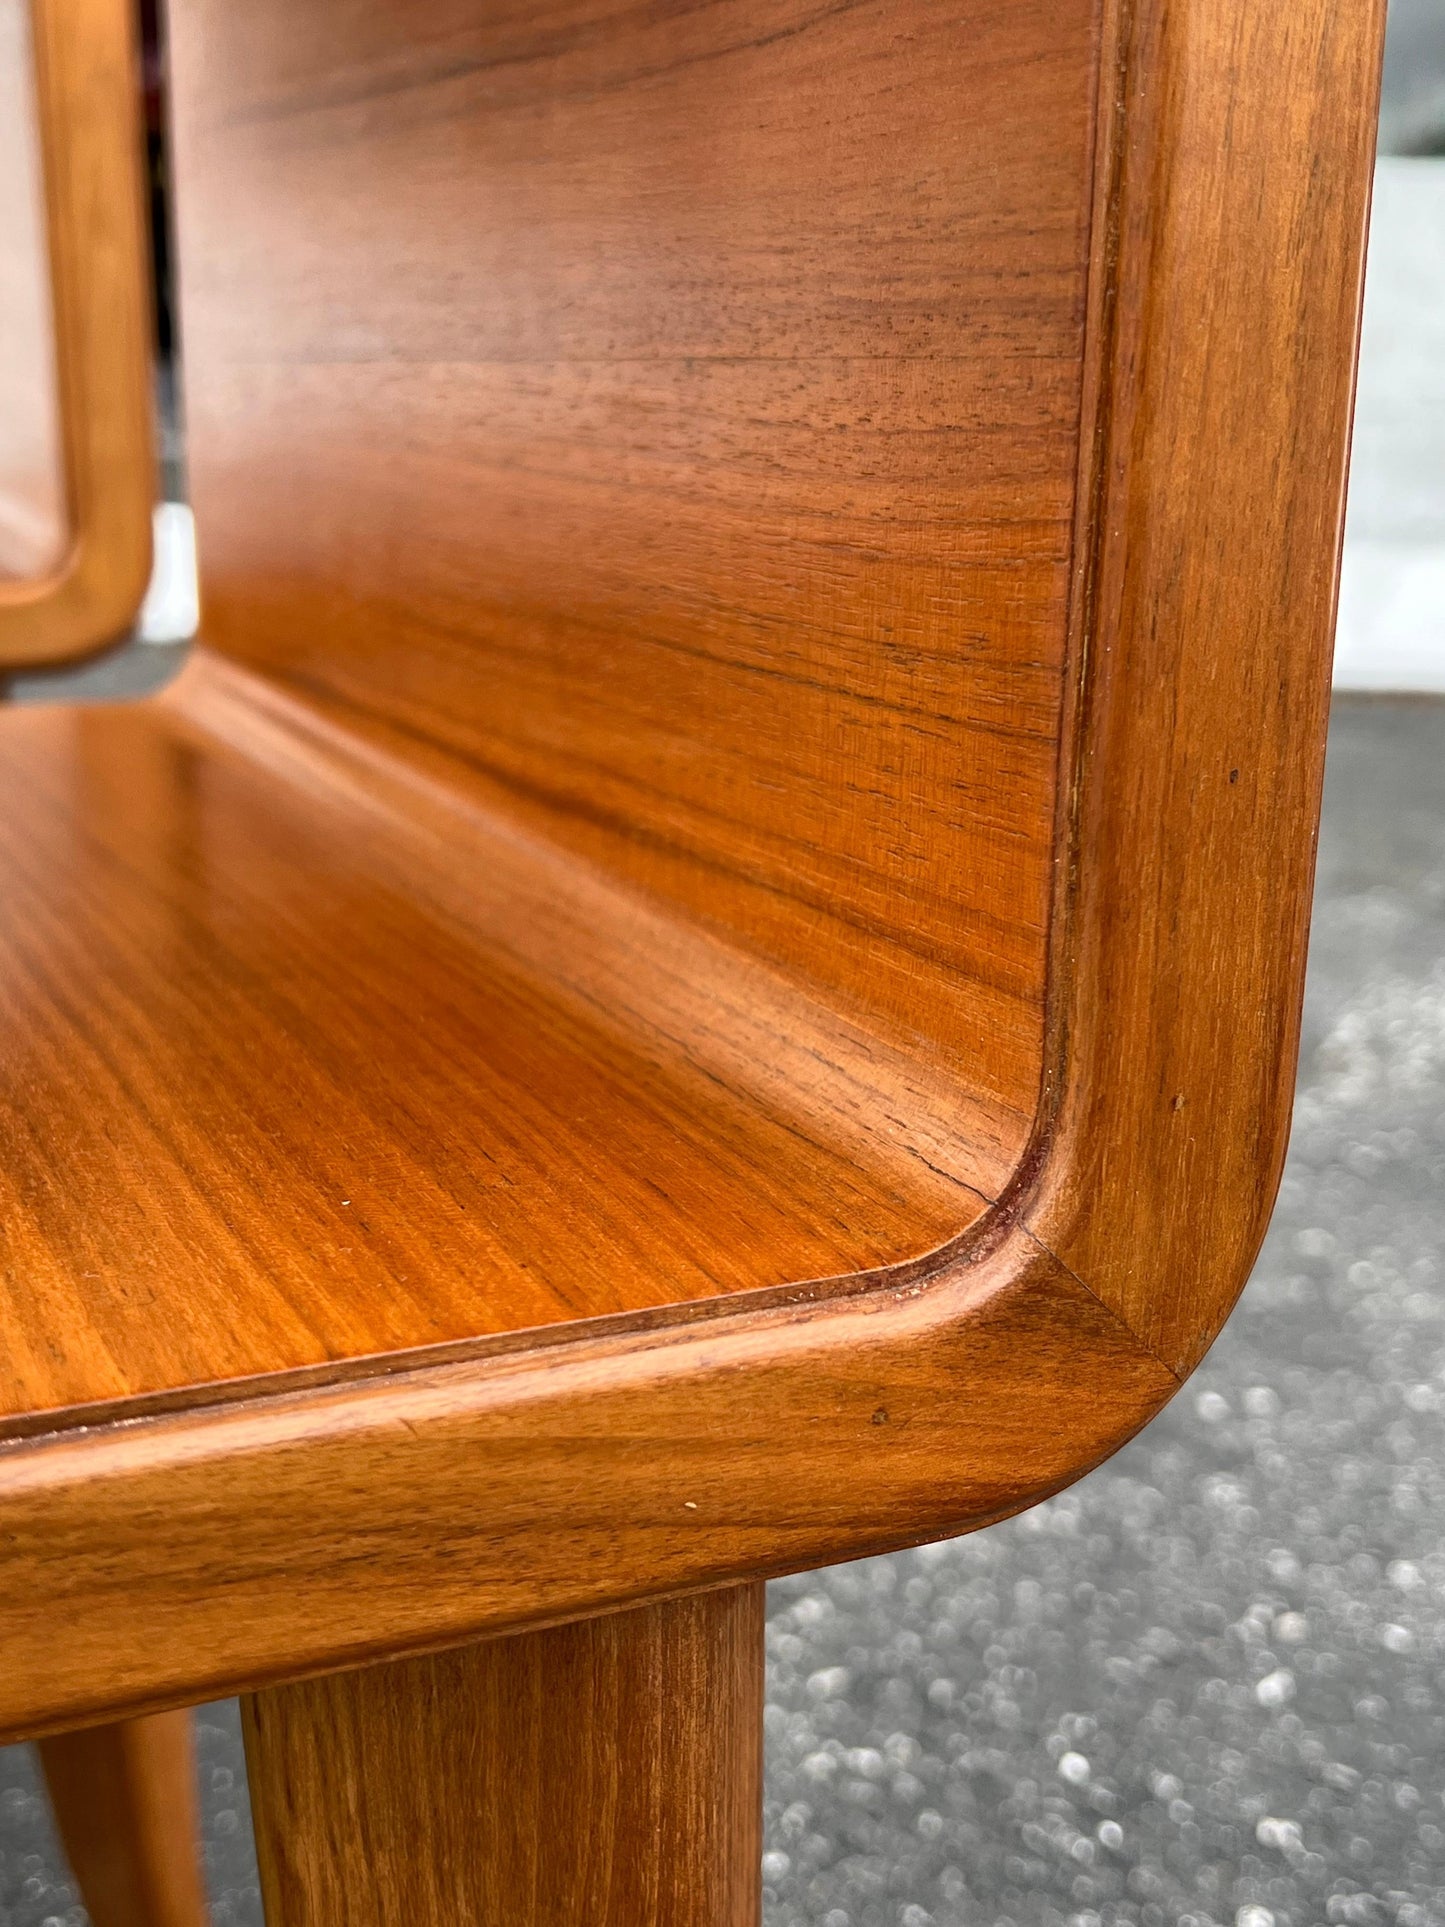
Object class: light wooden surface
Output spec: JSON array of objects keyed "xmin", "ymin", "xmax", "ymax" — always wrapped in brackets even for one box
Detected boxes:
[
  {"xmin": 0, "ymin": 0, "xmax": 66, "ymax": 578},
  {"xmin": 168, "ymin": 0, "xmax": 1097, "ymax": 1115},
  {"xmin": 0, "ymin": 0, "xmax": 1384, "ymax": 1741},
  {"xmin": 0, "ymin": 651, "xmax": 1014, "ymax": 1424},
  {"xmin": 245, "ymin": 1586, "xmax": 764, "ymax": 1927},
  {"xmin": 0, "ymin": 0, "xmax": 154, "ymax": 664},
  {"xmin": 3, "ymin": 1231, "xmax": 1174, "ymax": 1739},
  {"xmin": 37, "ymin": 1711, "xmax": 208, "ymax": 1927}
]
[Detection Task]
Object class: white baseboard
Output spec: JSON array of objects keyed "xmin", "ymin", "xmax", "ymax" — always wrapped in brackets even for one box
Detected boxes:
[
  {"xmin": 1334, "ymin": 159, "xmax": 1445, "ymax": 691},
  {"xmin": 1335, "ymin": 541, "xmax": 1445, "ymax": 692}
]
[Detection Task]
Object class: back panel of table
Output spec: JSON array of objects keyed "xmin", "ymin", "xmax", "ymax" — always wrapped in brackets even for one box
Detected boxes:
[{"xmin": 168, "ymin": 0, "xmax": 1099, "ymax": 1122}]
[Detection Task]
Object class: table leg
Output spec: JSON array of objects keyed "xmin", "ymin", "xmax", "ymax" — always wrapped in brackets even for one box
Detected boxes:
[
  {"xmin": 243, "ymin": 1582, "xmax": 765, "ymax": 1926},
  {"xmin": 38, "ymin": 1709, "xmax": 208, "ymax": 1927}
]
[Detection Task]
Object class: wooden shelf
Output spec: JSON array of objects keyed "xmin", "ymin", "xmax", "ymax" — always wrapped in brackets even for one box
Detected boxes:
[{"xmin": 0, "ymin": 651, "xmax": 1022, "ymax": 1428}]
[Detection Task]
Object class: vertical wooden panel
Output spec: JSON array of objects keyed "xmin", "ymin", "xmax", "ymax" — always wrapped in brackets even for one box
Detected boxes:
[
  {"xmin": 0, "ymin": 0, "xmax": 155, "ymax": 665},
  {"xmin": 167, "ymin": 0, "xmax": 1104, "ymax": 1111},
  {"xmin": 244, "ymin": 1585, "xmax": 765, "ymax": 1927},
  {"xmin": 0, "ymin": 0, "xmax": 65, "ymax": 577},
  {"xmin": 1025, "ymin": 0, "xmax": 1388, "ymax": 1371}
]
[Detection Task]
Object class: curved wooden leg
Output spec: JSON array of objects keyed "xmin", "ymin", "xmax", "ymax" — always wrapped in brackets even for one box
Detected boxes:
[
  {"xmin": 37, "ymin": 1709, "xmax": 208, "ymax": 1927},
  {"xmin": 243, "ymin": 1583, "xmax": 765, "ymax": 1927}
]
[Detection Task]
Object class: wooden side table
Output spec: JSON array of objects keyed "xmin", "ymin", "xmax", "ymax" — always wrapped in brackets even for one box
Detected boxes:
[{"xmin": 0, "ymin": 0, "xmax": 1385, "ymax": 1919}]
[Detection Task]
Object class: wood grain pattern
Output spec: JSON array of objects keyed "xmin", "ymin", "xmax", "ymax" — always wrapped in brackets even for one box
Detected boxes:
[
  {"xmin": 0, "ymin": 0, "xmax": 66, "ymax": 578},
  {"xmin": 168, "ymin": 0, "xmax": 1100, "ymax": 1113},
  {"xmin": 0, "ymin": 0, "xmax": 1384, "ymax": 1741},
  {"xmin": 244, "ymin": 1586, "xmax": 764, "ymax": 1927},
  {"xmin": 1023, "ymin": 0, "xmax": 1388, "ymax": 1373},
  {"xmin": 0, "ymin": 0, "xmax": 154, "ymax": 664},
  {"xmin": 0, "ymin": 1231, "xmax": 1175, "ymax": 1739},
  {"xmin": 0, "ymin": 650, "xmax": 1014, "ymax": 1422},
  {"xmin": 37, "ymin": 1711, "xmax": 208, "ymax": 1927}
]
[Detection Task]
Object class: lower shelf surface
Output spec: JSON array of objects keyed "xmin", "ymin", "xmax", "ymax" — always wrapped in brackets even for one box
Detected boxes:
[{"xmin": 0, "ymin": 653, "xmax": 1025, "ymax": 1428}]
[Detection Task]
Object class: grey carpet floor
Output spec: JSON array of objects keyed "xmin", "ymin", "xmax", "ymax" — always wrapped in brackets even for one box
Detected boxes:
[{"xmin": 3, "ymin": 695, "xmax": 1444, "ymax": 1927}]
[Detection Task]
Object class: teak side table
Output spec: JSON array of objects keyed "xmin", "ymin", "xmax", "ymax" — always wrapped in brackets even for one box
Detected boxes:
[{"xmin": 0, "ymin": 0, "xmax": 1384, "ymax": 1920}]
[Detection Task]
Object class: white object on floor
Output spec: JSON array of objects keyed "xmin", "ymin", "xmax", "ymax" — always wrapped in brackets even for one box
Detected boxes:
[
  {"xmin": 137, "ymin": 500, "xmax": 199, "ymax": 645},
  {"xmin": 1334, "ymin": 157, "xmax": 1445, "ymax": 692}
]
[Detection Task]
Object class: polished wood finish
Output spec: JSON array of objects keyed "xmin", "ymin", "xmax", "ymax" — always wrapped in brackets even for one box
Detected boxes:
[
  {"xmin": 37, "ymin": 1711, "xmax": 208, "ymax": 1927},
  {"xmin": 0, "ymin": 0, "xmax": 1384, "ymax": 1741},
  {"xmin": 0, "ymin": 652, "xmax": 1012, "ymax": 1423},
  {"xmin": 0, "ymin": 0, "xmax": 154, "ymax": 664},
  {"xmin": 1023, "ymin": 0, "xmax": 1387, "ymax": 1373},
  {"xmin": 245, "ymin": 1586, "xmax": 764, "ymax": 1927},
  {"xmin": 0, "ymin": 0, "xmax": 65, "ymax": 577},
  {"xmin": 169, "ymin": 0, "xmax": 1097, "ymax": 1115}
]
